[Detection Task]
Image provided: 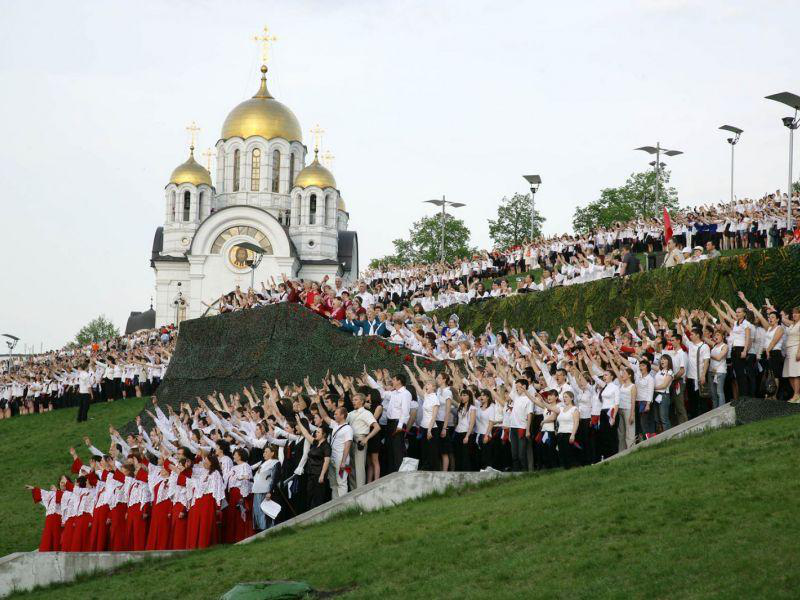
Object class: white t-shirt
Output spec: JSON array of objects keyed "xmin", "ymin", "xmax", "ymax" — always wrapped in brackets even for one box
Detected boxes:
[
  {"xmin": 507, "ymin": 391, "xmax": 533, "ymax": 429},
  {"xmin": 420, "ymin": 393, "xmax": 441, "ymax": 429},
  {"xmin": 556, "ymin": 405, "xmax": 578, "ymax": 434},
  {"xmin": 328, "ymin": 422, "xmax": 353, "ymax": 466}
]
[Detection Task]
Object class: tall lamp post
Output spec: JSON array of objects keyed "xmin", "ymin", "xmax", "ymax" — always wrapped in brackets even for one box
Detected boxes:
[
  {"xmin": 765, "ymin": 92, "xmax": 800, "ymax": 230},
  {"xmin": 635, "ymin": 143, "xmax": 683, "ymax": 212},
  {"xmin": 3, "ymin": 334, "xmax": 19, "ymax": 374},
  {"xmin": 522, "ymin": 174, "xmax": 542, "ymax": 240},
  {"xmin": 424, "ymin": 196, "xmax": 465, "ymax": 262},
  {"xmin": 238, "ymin": 241, "xmax": 266, "ymax": 290},
  {"xmin": 719, "ymin": 125, "xmax": 743, "ymax": 203}
]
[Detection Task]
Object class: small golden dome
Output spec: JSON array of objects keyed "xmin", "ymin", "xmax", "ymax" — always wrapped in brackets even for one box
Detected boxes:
[
  {"xmin": 220, "ymin": 66, "xmax": 302, "ymax": 142},
  {"xmin": 295, "ymin": 150, "xmax": 337, "ymax": 189},
  {"xmin": 169, "ymin": 148, "xmax": 212, "ymax": 186},
  {"xmin": 337, "ymin": 196, "xmax": 347, "ymax": 211}
]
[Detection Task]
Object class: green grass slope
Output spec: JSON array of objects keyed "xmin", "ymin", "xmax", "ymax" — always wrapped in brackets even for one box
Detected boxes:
[
  {"xmin": 0, "ymin": 398, "xmax": 146, "ymax": 556},
  {"xmin": 15, "ymin": 414, "xmax": 800, "ymax": 600},
  {"xmin": 436, "ymin": 246, "xmax": 800, "ymax": 335}
]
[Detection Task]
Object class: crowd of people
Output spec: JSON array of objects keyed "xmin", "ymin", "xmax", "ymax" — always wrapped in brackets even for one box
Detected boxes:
[
  {"xmin": 27, "ymin": 287, "xmax": 800, "ymax": 551},
  {"xmin": 208, "ymin": 194, "xmax": 800, "ymax": 317},
  {"xmin": 0, "ymin": 327, "xmax": 175, "ymax": 422}
]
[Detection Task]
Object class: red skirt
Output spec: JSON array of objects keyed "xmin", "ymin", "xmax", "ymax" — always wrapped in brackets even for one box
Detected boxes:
[
  {"xmin": 109, "ymin": 504, "xmax": 129, "ymax": 551},
  {"xmin": 60, "ymin": 517, "xmax": 75, "ymax": 552},
  {"xmin": 235, "ymin": 495, "xmax": 254, "ymax": 543},
  {"xmin": 39, "ymin": 514, "xmax": 62, "ymax": 552},
  {"xmin": 145, "ymin": 500, "xmax": 172, "ymax": 551},
  {"xmin": 185, "ymin": 494, "xmax": 218, "ymax": 550},
  {"xmin": 70, "ymin": 513, "xmax": 92, "ymax": 552},
  {"xmin": 90, "ymin": 504, "xmax": 111, "ymax": 551},
  {"xmin": 126, "ymin": 504, "xmax": 149, "ymax": 551},
  {"xmin": 222, "ymin": 488, "xmax": 242, "ymax": 544},
  {"xmin": 169, "ymin": 502, "xmax": 188, "ymax": 550}
]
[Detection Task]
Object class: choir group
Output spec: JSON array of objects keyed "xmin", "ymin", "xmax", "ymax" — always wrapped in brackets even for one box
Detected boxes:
[{"xmin": 27, "ymin": 283, "xmax": 800, "ymax": 551}]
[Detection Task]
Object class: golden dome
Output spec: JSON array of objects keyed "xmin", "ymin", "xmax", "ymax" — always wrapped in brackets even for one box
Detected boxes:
[
  {"xmin": 169, "ymin": 148, "xmax": 212, "ymax": 186},
  {"xmin": 220, "ymin": 66, "xmax": 302, "ymax": 142},
  {"xmin": 337, "ymin": 196, "xmax": 347, "ymax": 211},
  {"xmin": 294, "ymin": 150, "xmax": 337, "ymax": 189}
]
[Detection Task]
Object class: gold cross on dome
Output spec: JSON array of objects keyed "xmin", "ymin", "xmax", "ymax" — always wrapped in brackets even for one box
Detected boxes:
[
  {"xmin": 186, "ymin": 120, "xmax": 201, "ymax": 150},
  {"xmin": 254, "ymin": 25, "xmax": 278, "ymax": 65},
  {"xmin": 310, "ymin": 124, "xmax": 325, "ymax": 153},
  {"xmin": 202, "ymin": 148, "xmax": 214, "ymax": 171},
  {"xmin": 321, "ymin": 150, "xmax": 335, "ymax": 169}
]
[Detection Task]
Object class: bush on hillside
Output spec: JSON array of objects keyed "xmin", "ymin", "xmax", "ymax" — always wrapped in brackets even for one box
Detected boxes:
[
  {"xmin": 132, "ymin": 303, "xmax": 440, "ymax": 434},
  {"xmin": 433, "ymin": 246, "xmax": 800, "ymax": 335}
]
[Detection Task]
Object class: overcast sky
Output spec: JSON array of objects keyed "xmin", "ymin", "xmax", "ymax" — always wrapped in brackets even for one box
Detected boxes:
[{"xmin": 1, "ymin": 0, "xmax": 797, "ymax": 350}]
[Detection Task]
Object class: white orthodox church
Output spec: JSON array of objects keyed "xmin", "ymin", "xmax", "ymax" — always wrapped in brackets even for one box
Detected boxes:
[{"xmin": 149, "ymin": 61, "xmax": 358, "ymax": 327}]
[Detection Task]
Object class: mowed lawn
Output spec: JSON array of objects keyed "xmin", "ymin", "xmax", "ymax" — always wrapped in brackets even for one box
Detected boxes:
[
  {"xmin": 14, "ymin": 414, "xmax": 800, "ymax": 600},
  {"xmin": 0, "ymin": 398, "xmax": 146, "ymax": 556}
]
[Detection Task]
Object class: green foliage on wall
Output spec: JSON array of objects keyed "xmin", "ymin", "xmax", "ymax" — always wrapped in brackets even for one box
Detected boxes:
[
  {"xmin": 433, "ymin": 247, "xmax": 800, "ymax": 336},
  {"xmin": 128, "ymin": 303, "xmax": 440, "ymax": 434}
]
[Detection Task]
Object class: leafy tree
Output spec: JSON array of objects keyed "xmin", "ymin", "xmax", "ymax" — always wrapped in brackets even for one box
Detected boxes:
[
  {"xmin": 488, "ymin": 193, "xmax": 546, "ymax": 248},
  {"xmin": 793, "ymin": 179, "xmax": 800, "ymax": 195},
  {"xmin": 369, "ymin": 213, "xmax": 476, "ymax": 267},
  {"xmin": 572, "ymin": 169, "xmax": 680, "ymax": 234},
  {"xmin": 74, "ymin": 315, "xmax": 119, "ymax": 346}
]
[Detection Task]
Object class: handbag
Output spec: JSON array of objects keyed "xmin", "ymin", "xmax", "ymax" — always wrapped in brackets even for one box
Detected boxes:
[{"xmin": 762, "ymin": 368, "xmax": 778, "ymax": 397}]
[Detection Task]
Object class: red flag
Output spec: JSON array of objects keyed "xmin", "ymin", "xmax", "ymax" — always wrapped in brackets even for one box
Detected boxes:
[{"xmin": 663, "ymin": 207, "xmax": 673, "ymax": 243}]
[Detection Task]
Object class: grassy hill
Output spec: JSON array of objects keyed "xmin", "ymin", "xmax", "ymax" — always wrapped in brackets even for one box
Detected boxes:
[
  {"xmin": 12, "ymin": 413, "xmax": 800, "ymax": 599},
  {"xmin": 0, "ymin": 398, "xmax": 146, "ymax": 557}
]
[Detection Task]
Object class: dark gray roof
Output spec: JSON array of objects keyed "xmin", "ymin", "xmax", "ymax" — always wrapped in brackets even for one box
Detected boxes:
[
  {"xmin": 151, "ymin": 227, "xmax": 163, "ymax": 260},
  {"xmin": 125, "ymin": 309, "xmax": 156, "ymax": 334},
  {"xmin": 300, "ymin": 258, "xmax": 341, "ymax": 266}
]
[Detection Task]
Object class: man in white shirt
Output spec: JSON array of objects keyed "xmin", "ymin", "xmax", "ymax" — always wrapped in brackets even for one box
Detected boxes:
[
  {"xmin": 76, "ymin": 361, "xmax": 94, "ymax": 423},
  {"xmin": 346, "ymin": 393, "xmax": 379, "ymax": 489},
  {"xmin": 328, "ymin": 407, "xmax": 353, "ymax": 499},
  {"xmin": 681, "ymin": 325, "xmax": 711, "ymax": 419},
  {"xmin": 664, "ymin": 332, "xmax": 689, "ymax": 424},
  {"xmin": 367, "ymin": 372, "xmax": 412, "ymax": 473}
]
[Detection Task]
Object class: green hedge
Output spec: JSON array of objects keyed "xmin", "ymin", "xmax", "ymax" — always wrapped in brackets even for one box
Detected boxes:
[
  {"xmin": 433, "ymin": 247, "xmax": 800, "ymax": 335},
  {"xmin": 126, "ymin": 303, "xmax": 439, "ymax": 434}
]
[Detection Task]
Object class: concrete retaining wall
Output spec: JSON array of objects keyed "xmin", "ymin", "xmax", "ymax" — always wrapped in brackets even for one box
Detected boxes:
[
  {"xmin": 240, "ymin": 470, "xmax": 506, "ymax": 544},
  {"xmin": 0, "ymin": 550, "xmax": 180, "ymax": 598},
  {"xmin": 606, "ymin": 403, "xmax": 737, "ymax": 462}
]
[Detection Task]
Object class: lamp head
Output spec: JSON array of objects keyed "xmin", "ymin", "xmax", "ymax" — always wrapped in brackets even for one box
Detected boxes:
[
  {"xmin": 782, "ymin": 116, "xmax": 798, "ymax": 129},
  {"xmin": 523, "ymin": 174, "xmax": 542, "ymax": 192}
]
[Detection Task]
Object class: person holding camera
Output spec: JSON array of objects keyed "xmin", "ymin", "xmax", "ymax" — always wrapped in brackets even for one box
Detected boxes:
[{"xmin": 346, "ymin": 392, "xmax": 380, "ymax": 489}]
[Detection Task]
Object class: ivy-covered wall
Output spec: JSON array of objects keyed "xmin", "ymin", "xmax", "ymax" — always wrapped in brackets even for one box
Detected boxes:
[
  {"xmin": 433, "ymin": 247, "xmax": 800, "ymax": 336},
  {"xmin": 129, "ymin": 303, "xmax": 438, "ymax": 434}
]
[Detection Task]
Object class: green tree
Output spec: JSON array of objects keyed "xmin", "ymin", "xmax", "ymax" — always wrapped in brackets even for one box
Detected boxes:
[
  {"xmin": 369, "ymin": 213, "xmax": 476, "ymax": 266},
  {"xmin": 572, "ymin": 169, "xmax": 680, "ymax": 234},
  {"xmin": 487, "ymin": 193, "xmax": 545, "ymax": 248},
  {"xmin": 74, "ymin": 315, "xmax": 119, "ymax": 346}
]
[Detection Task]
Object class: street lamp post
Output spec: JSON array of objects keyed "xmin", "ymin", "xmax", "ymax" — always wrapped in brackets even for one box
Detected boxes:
[
  {"xmin": 424, "ymin": 196, "xmax": 465, "ymax": 262},
  {"xmin": 719, "ymin": 125, "xmax": 743, "ymax": 203},
  {"xmin": 765, "ymin": 92, "xmax": 800, "ymax": 230},
  {"xmin": 522, "ymin": 175, "xmax": 542, "ymax": 240},
  {"xmin": 635, "ymin": 143, "xmax": 683, "ymax": 213},
  {"xmin": 3, "ymin": 334, "xmax": 19, "ymax": 374},
  {"xmin": 238, "ymin": 242, "xmax": 266, "ymax": 290}
]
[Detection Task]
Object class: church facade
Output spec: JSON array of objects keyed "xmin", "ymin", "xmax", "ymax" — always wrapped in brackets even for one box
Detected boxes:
[{"xmin": 150, "ymin": 64, "xmax": 358, "ymax": 327}]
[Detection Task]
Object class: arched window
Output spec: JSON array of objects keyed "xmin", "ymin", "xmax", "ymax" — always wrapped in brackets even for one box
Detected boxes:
[
  {"xmin": 232, "ymin": 149, "xmax": 241, "ymax": 192},
  {"xmin": 289, "ymin": 154, "xmax": 295, "ymax": 187},
  {"xmin": 325, "ymin": 194, "xmax": 333, "ymax": 226},
  {"xmin": 170, "ymin": 191, "xmax": 176, "ymax": 221},
  {"xmin": 272, "ymin": 150, "xmax": 281, "ymax": 193},
  {"xmin": 183, "ymin": 191, "xmax": 191, "ymax": 222},
  {"xmin": 198, "ymin": 192, "xmax": 204, "ymax": 219},
  {"xmin": 309, "ymin": 193, "xmax": 317, "ymax": 225},
  {"xmin": 251, "ymin": 148, "xmax": 261, "ymax": 191}
]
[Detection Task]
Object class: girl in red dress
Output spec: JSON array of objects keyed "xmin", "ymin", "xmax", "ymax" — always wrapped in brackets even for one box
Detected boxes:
[
  {"xmin": 145, "ymin": 460, "xmax": 173, "ymax": 551},
  {"xmin": 168, "ymin": 457, "xmax": 193, "ymax": 550},
  {"xmin": 184, "ymin": 452, "xmax": 226, "ymax": 549},
  {"xmin": 26, "ymin": 482, "xmax": 63, "ymax": 552},
  {"xmin": 223, "ymin": 448, "xmax": 254, "ymax": 543}
]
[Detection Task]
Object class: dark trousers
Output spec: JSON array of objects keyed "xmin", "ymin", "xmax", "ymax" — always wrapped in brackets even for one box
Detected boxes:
[
  {"xmin": 453, "ymin": 432, "xmax": 474, "ymax": 471},
  {"xmin": 576, "ymin": 418, "xmax": 593, "ymax": 465},
  {"xmin": 420, "ymin": 427, "xmax": 441, "ymax": 471},
  {"xmin": 686, "ymin": 379, "xmax": 701, "ymax": 419},
  {"xmin": 386, "ymin": 419, "xmax": 404, "ymax": 473},
  {"xmin": 599, "ymin": 409, "xmax": 618, "ymax": 460},
  {"xmin": 556, "ymin": 433, "xmax": 578, "ymax": 469},
  {"xmin": 306, "ymin": 473, "xmax": 327, "ymax": 510},
  {"xmin": 77, "ymin": 393, "xmax": 91, "ymax": 422},
  {"xmin": 732, "ymin": 348, "xmax": 757, "ymax": 397},
  {"xmin": 531, "ymin": 414, "xmax": 544, "ymax": 470}
]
